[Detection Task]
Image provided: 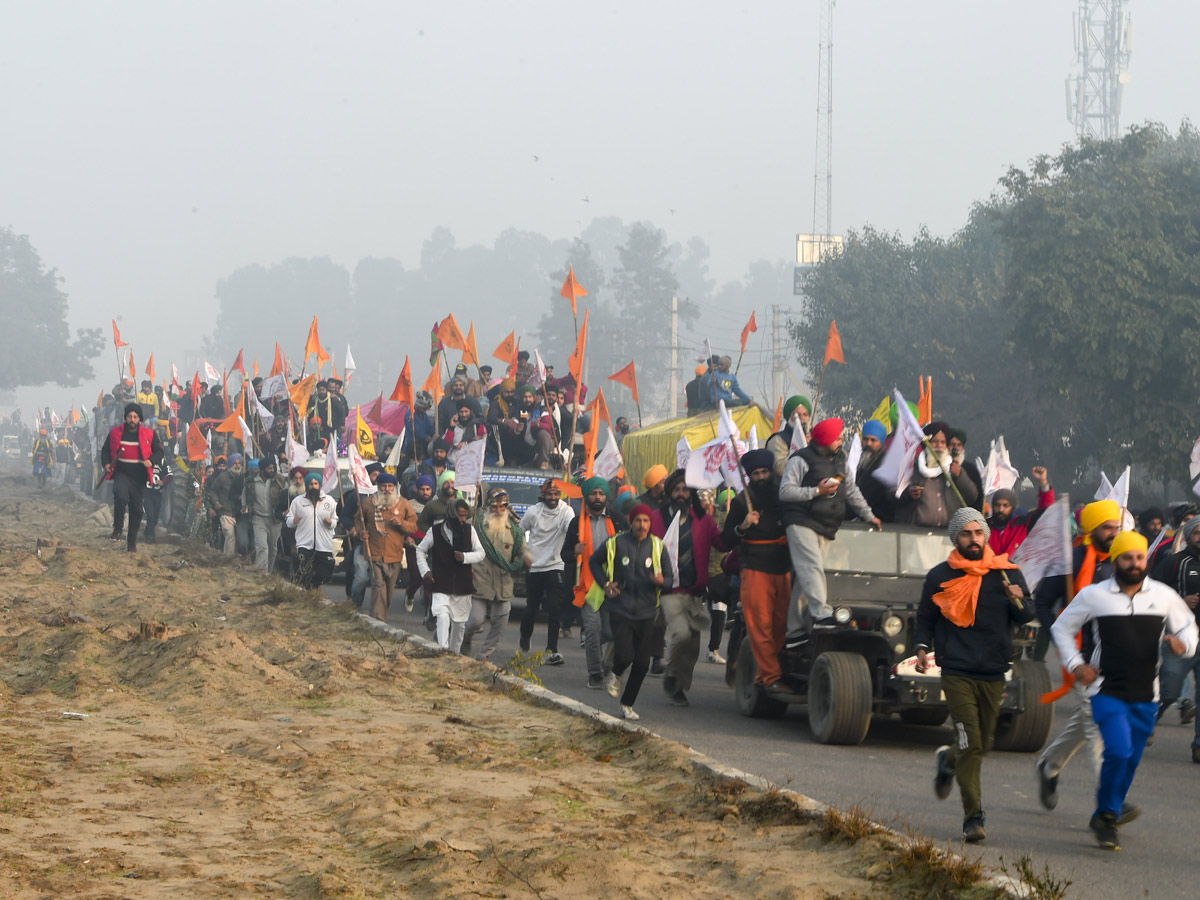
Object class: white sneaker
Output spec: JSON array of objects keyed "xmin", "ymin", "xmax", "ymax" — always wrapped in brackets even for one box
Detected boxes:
[
  {"xmin": 605, "ymin": 672, "xmax": 621, "ymax": 699},
  {"xmin": 621, "ymin": 705, "xmax": 640, "ymax": 721},
  {"xmin": 706, "ymin": 649, "xmax": 726, "ymax": 664}
]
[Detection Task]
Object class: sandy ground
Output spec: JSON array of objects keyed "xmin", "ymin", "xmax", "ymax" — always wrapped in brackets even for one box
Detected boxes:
[{"xmin": 0, "ymin": 470, "xmax": 997, "ymax": 899}]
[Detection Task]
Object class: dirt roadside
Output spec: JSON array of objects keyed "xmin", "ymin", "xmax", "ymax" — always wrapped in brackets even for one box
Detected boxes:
[{"xmin": 0, "ymin": 470, "xmax": 1009, "ymax": 899}]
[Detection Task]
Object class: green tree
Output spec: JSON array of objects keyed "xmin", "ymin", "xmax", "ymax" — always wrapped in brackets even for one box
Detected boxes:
[
  {"xmin": 998, "ymin": 123, "xmax": 1200, "ymax": 487},
  {"xmin": 791, "ymin": 211, "xmax": 1083, "ymax": 485},
  {"xmin": 0, "ymin": 227, "xmax": 102, "ymax": 391}
]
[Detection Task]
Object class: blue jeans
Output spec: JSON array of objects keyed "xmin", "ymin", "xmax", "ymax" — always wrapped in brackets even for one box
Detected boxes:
[
  {"xmin": 1090, "ymin": 693, "xmax": 1157, "ymax": 817},
  {"xmin": 351, "ymin": 543, "xmax": 371, "ymax": 609},
  {"xmin": 1160, "ymin": 647, "xmax": 1200, "ymax": 749}
]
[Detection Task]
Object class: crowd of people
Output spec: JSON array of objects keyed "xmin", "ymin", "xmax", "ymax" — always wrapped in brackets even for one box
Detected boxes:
[{"xmin": 14, "ymin": 349, "xmax": 1200, "ymax": 855}]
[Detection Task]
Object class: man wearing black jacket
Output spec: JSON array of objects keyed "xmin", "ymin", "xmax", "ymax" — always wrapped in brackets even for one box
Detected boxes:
[
  {"xmin": 722, "ymin": 449, "xmax": 791, "ymax": 695},
  {"xmin": 916, "ymin": 508, "xmax": 1034, "ymax": 843}
]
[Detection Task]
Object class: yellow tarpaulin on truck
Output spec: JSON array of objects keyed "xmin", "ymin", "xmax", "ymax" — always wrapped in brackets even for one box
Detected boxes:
[{"xmin": 621, "ymin": 405, "xmax": 774, "ymax": 487}]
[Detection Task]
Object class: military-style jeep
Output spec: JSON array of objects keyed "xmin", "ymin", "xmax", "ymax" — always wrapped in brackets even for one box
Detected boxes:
[{"xmin": 725, "ymin": 523, "xmax": 1053, "ymax": 750}]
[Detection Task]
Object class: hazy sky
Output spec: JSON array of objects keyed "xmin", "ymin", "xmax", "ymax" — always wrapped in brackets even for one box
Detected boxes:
[{"xmin": 3, "ymin": 0, "xmax": 1197, "ymax": 414}]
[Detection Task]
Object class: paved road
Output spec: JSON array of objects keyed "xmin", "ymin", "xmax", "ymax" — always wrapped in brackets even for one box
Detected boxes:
[{"xmin": 329, "ymin": 583, "xmax": 1199, "ymax": 899}]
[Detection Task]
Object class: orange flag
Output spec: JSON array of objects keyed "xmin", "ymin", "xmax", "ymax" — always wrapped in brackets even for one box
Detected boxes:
[
  {"xmin": 552, "ymin": 478, "xmax": 583, "ymax": 499},
  {"xmin": 560, "ymin": 265, "xmax": 588, "ymax": 318},
  {"xmin": 304, "ymin": 317, "xmax": 331, "ymax": 366},
  {"xmin": 568, "ymin": 310, "xmax": 590, "ymax": 383},
  {"xmin": 436, "ymin": 314, "xmax": 467, "ymax": 351},
  {"xmin": 422, "ymin": 357, "xmax": 443, "ymax": 407},
  {"xmin": 462, "ymin": 321, "xmax": 480, "ymax": 367},
  {"xmin": 289, "ymin": 374, "xmax": 317, "ymax": 418},
  {"xmin": 145, "ymin": 353, "xmax": 156, "ymax": 383},
  {"xmin": 389, "ymin": 356, "xmax": 415, "ymax": 408},
  {"xmin": 917, "ymin": 376, "xmax": 933, "ymax": 426},
  {"xmin": 214, "ymin": 391, "xmax": 245, "ymax": 434},
  {"xmin": 772, "ymin": 396, "xmax": 783, "ymax": 433},
  {"xmin": 606, "ymin": 360, "xmax": 639, "ymax": 407},
  {"xmin": 270, "ymin": 342, "xmax": 285, "ymax": 377},
  {"xmin": 587, "ymin": 385, "xmax": 611, "ymax": 428},
  {"xmin": 740, "ymin": 311, "xmax": 758, "ymax": 353},
  {"xmin": 823, "ymin": 320, "xmax": 845, "ymax": 366},
  {"xmin": 507, "ymin": 336, "xmax": 521, "ymax": 380},
  {"xmin": 583, "ymin": 400, "xmax": 603, "ymax": 477},
  {"xmin": 128, "ymin": 351, "xmax": 136, "ymax": 383},
  {"xmin": 112, "ymin": 319, "xmax": 128, "ymax": 349},
  {"xmin": 231, "ymin": 349, "xmax": 246, "ymax": 375},
  {"xmin": 253, "ymin": 358, "xmax": 260, "ymax": 378},
  {"xmin": 493, "ymin": 331, "xmax": 516, "ymax": 365},
  {"xmin": 186, "ymin": 421, "xmax": 209, "ymax": 461}
]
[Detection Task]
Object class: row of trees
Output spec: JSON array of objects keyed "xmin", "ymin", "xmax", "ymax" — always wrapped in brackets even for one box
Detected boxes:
[{"xmin": 793, "ymin": 123, "xmax": 1200, "ymax": 499}]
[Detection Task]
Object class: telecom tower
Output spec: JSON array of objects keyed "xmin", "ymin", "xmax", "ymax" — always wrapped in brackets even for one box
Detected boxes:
[
  {"xmin": 1066, "ymin": 1, "xmax": 1133, "ymax": 140},
  {"xmin": 796, "ymin": 0, "xmax": 842, "ymax": 269}
]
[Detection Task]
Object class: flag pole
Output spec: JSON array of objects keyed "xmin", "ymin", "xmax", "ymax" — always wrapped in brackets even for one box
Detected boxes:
[{"xmin": 811, "ymin": 363, "xmax": 828, "ymax": 421}]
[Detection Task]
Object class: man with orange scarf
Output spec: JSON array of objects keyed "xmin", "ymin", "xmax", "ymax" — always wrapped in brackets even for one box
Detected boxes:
[
  {"xmin": 1033, "ymin": 499, "xmax": 1120, "ymax": 814},
  {"xmin": 916, "ymin": 508, "xmax": 1034, "ymax": 843}
]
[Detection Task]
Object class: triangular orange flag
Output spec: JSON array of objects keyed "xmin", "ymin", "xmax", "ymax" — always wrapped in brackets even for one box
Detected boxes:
[
  {"xmin": 128, "ymin": 351, "xmax": 137, "ymax": 383},
  {"xmin": 560, "ymin": 266, "xmax": 588, "ymax": 318},
  {"xmin": 507, "ymin": 337, "xmax": 521, "ymax": 380},
  {"xmin": 231, "ymin": 349, "xmax": 246, "ymax": 375},
  {"xmin": 552, "ymin": 478, "xmax": 583, "ymax": 499},
  {"xmin": 270, "ymin": 343, "xmax": 285, "ymax": 377},
  {"xmin": 215, "ymin": 391, "xmax": 245, "ymax": 434},
  {"xmin": 145, "ymin": 353, "xmax": 156, "ymax": 383},
  {"xmin": 823, "ymin": 320, "xmax": 845, "ymax": 366},
  {"xmin": 740, "ymin": 311, "xmax": 758, "ymax": 353},
  {"xmin": 390, "ymin": 356, "xmax": 415, "ymax": 408},
  {"xmin": 493, "ymin": 331, "xmax": 516, "ymax": 365},
  {"xmin": 253, "ymin": 358, "xmax": 260, "ymax": 378},
  {"xmin": 568, "ymin": 310, "xmax": 590, "ymax": 383},
  {"xmin": 436, "ymin": 314, "xmax": 467, "ymax": 352},
  {"xmin": 112, "ymin": 319, "xmax": 128, "ymax": 349},
  {"xmin": 606, "ymin": 360, "xmax": 639, "ymax": 407},
  {"xmin": 186, "ymin": 421, "xmax": 209, "ymax": 461},
  {"xmin": 462, "ymin": 321, "xmax": 480, "ymax": 367},
  {"xmin": 772, "ymin": 396, "xmax": 783, "ymax": 433},
  {"xmin": 304, "ymin": 317, "xmax": 322, "ymax": 364},
  {"xmin": 583, "ymin": 399, "xmax": 603, "ymax": 477},
  {"xmin": 422, "ymin": 358, "xmax": 443, "ymax": 404},
  {"xmin": 289, "ymin": 374, "xmax": 317, "ymax": 418},
  {"xmin": 917, "ymin": 376, "xmax": 933, "ymax": 426},
  {"xmin": 586, "ymin": 385, "xmax": 611, "ymax": 428}
]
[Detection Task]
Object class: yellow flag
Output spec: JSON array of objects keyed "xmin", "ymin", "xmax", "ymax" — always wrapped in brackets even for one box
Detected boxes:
[
  {"xmin": 355, "ymin": 409, "xmax": 377, "ymax": 460},
  {"xmin": 867, "ymin": 395, "xmax": 891, "ymax": 434}
]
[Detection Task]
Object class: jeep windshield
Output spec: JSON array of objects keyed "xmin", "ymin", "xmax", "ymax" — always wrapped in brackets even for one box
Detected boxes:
[{"xmin": 824, "ymin": 523, "xmax": 948, "ymax": 578}]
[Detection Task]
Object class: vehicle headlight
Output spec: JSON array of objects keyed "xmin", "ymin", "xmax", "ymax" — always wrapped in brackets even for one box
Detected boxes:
[
  {"xmin": 893, "ymin": 642, "xmax": 905, "ymax": 655},
  {"xmin": 883, "ymin": 615, "xmax": 903, "ymax": 637},
  {"xmin": 834, "ymin": 606, "xmax": 853, "ymax": 625}
]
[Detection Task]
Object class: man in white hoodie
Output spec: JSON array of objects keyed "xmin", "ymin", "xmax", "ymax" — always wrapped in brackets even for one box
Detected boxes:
[
  {"xmin": 416, "ymin": 498, "xmax": 486, "ymax": 652},
  {"xmin": 518, "ymin": 479, "xmax": 576, "ymax": 665}
]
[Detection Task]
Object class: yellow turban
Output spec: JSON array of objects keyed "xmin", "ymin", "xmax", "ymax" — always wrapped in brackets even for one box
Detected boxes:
[
  {"xmin": 1080, "ymin": 500, "xmax": 1121, "ymax": 535},
  {"xmin": 1109, "ymin": 530, "xmax": 1149, "ymax": 562},
  {"xmin": 643, "ymin": 464, "xmax": 669, "ymax": 490}
]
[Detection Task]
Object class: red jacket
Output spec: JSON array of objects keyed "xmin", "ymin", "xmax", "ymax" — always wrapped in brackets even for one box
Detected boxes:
[
  {"xmin": 987, "ymin": 487, "xmax": 1056, "ymax": 556},
  {"xmin": 104, "ymin": 424, "xmax": 157, "ymax": 482}
]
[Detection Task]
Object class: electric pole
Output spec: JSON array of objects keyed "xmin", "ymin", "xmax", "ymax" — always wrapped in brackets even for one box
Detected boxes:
[
  {"xmin": 771, "ymin": 304, "xmax": 783, "ymax": 403},
  {"xmin": 669, "ymin": 295, "xmax": 679, "ymax": 419}
]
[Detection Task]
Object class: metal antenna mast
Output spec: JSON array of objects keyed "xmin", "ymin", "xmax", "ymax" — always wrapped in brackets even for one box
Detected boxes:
[
  {"xmin": 1066, "ymin": 1, "xmax": 1132, "ymax": 140},
  {"xmin": 811, "ymin": 0, "xmax": 834, "ymax": 240}
]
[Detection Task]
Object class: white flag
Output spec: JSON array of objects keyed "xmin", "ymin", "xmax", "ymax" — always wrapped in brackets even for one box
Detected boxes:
[
  {"xmin": 684, "ymin": 434, "xmax": 733, "ymax": 489},
  {"xmin": 1190, "ymin": 437, "xmax": 1200, "ymax": 481},
  {"xmin": 321, "ymin": 448, "xmax": 339, "ymax": 495},
  {"xmin": 697, "ymin": 338, "xmax": 713, "ymax": 364},
  {"xmin": 287, "ymin": 431, "xmax": 309, "ymax": 471},
  {"xmin": 662, "ymin": 509, "xmax": 681, "ymax": 589},
  {"xmin": 717, "ymin": 399, "xmax": 740, "ymax": 441},
  {"xmin": 529, "ymin": 349, "xmax": 547, "ymax": 388},
  {"xmin": 171, "ymin": 363, "xmax": 181, "ymax": 388},
  {"xmin": 676, "ymin": 435, "xmax": 692, "ymax": 470},
  {"xmin": 982, "ymin": 436, "xmax": 1019, "ymax": 497},
  {"xmin": 748, "ymin": 425, "xmax": 759, "ymax": 450},
  {"xmin": 259, "ymin": 373, "xmax": 287, "ymax": 399},
  {"xmin": 1146, "ymin": 524, "xmax": 1170, "ymax": 561},
  {"xmin": 1105, "ymin": 466, "xmax": 1130, "ymax": 509},
  {"xmin": 1011, "ymin": 495, "xmax": 1074, "ymax": 591},
  {"xmin": 344, "ymin": 345, "xmax": 357, "ymax": 376},
  {"xmin": 251, "ymin": 390, "xmax": 275, "ymax": 431},
  {"xmin": 347, "ymin": 445, "xmax": 377, "ymax": 495},
  {"xmin": 204, "ymin": 361, "xmax": 221, "ymax": 387},
  {"xmin": 1095, "ymin": 471, "xmax": 1112, "ymax": 502},
  {"xmin": 789, "ymin": 414, "xmax": 808, "ymax": 452},
  {"xmin": 237, "ymin": 416, "xmax": 255, "ymax": 454},
  {"xmin": 384, "ymin": 428, "xmax": 405, "ymax": 470},
  {"xmin": 453, "ymin": 435, "xmax": 487, "ymax": 487},
  {"xmin": 845, "ymin": 431, "xmax": 862, "ymax": 478},
  {"xmin": 872, "ymin": 389, "xmax": 926, "ymax": 498},
  {"xmin": 593, "ymin": 423, "xmax": 624, "ymax": 481}
]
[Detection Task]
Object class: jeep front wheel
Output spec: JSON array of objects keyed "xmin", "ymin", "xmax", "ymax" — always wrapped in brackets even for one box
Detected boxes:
[
  {"xmin": 734, "ymin": 633, "xmax": 788, "ymax": 718},
  {"xmin": 807, "ymin": 651, "xmax": 873, "ymax": 745}
]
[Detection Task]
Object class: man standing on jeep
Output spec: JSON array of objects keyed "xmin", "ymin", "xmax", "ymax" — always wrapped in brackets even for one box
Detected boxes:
[
  {"xmin": 917, "ymin": 508, "xmax": 1034, "ymax": 843},
  {"xmin": 780, "ymin": 418, "xmax": 880, "ymax": 640}
]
